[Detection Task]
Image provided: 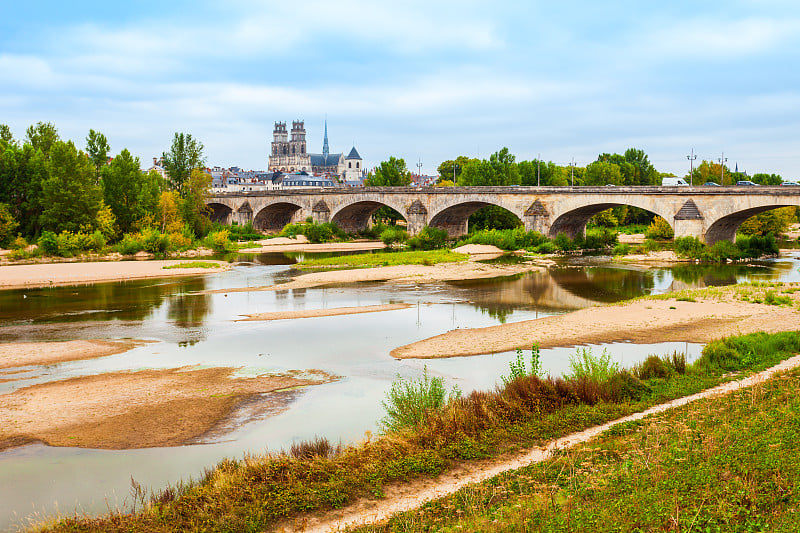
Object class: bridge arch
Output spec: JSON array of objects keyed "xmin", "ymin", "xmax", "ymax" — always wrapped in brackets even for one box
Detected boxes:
[
  {"xmin": 549, "ymin": 200, "xmax": 673, "ymax": 239},
  {"xmin": 704, "ymin": 204, "xmax": 797, "ymax": 244},
  {"xmin": 207, "ymin": 202, "xmax": 233, "ymax": 225},
  {"xmin": 428, "ymin": 201, "xmax": 524, "ymax": 237},
  {"xmin": 253, "ymin": 201, "xmax": 304, "ymax": 232},
  {"xmin": 330, "ymin": 200, "xmax": 408, "ymax": 233}
]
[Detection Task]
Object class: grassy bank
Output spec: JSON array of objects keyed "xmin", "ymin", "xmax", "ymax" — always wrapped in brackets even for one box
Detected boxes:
[
  {"xmin": 296, "ymin": 250, "xmax": 469, "ymax": 269},
  {"xmin": 353, "ymin": 367, "xmax": 800, "ymax": 532},
  {"xmin": 35, "ymin": 331, "xmax": 800, "ymax": 532}
]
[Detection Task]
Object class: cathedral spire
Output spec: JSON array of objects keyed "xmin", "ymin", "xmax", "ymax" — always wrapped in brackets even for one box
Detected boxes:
[{"xmin": 322, "ymin": 119, "xmax": 329, "ymax": 158}]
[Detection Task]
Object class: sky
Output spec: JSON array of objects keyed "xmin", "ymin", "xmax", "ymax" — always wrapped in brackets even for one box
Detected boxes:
[{"xmin": 2, "ymin": 0, "xmax": 800, "ymax": 178}]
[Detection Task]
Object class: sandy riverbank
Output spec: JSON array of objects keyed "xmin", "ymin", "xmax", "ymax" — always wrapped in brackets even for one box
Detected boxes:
[
  {"xmin": 204, "ymin": 261, "xmax": 543, "ymax": 294},
  {"xmin": 0, "ymin": 339, "xmax": 147, "ymax": 370},
  {"xmin": 237, "ymin": 303, "xmax": 414, "ymax": 321},
  {"xmin": 0, "ymin": 260, "xmax": 230, "ymax": 290},
  {"xmin": 391, "ymin": 284, "xmax": 800, "ymax": 358},
  {"xmin": 0, "ymin": 366, "xmax": 333, "ymax": 450}
]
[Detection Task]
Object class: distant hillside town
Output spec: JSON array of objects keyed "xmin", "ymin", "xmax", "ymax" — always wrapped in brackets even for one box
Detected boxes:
[{"xmin": 147, "ymin": 120, "xmax": 371, "ymax": 192}]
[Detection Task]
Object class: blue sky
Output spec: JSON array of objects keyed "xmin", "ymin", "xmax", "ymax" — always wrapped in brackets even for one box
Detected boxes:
[{"xmin": 2, "ymin": 0, "xmax": 800, "ymax": 178}]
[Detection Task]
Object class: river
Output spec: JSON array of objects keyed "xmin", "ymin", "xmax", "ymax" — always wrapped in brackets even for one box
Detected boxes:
[{"xmin": 1, "ymin": 250, "xmax": 799, "ymax": 530}]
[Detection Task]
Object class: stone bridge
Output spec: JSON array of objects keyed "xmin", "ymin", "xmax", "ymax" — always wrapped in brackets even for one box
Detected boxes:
[{"xmin": 207, "ymin": 186, "xmax": 800, "ymax": 244}]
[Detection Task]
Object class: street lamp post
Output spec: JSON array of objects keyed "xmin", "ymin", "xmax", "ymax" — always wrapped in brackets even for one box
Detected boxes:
[
  {"xmin": 687, "ymin": 148, "xmax": 697, "ymax": 186},
  {"xmin": 718, "ymin": 152, "xmax": 727, "ymax": 186}
]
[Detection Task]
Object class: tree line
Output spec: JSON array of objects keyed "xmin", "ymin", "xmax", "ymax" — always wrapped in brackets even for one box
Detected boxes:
[{"xmin": 0, "ymin": 122, "xmax": 212, "ymax": 250}]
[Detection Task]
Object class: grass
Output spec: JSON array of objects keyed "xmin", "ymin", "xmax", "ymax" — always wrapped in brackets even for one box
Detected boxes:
[
  {"xmin": 35, "ymin": 331, "xmax": 800, "ymax": 533},
  {"xmin": 161, "ymin": 261, "xmax": 221, "ymax": 269},
  {"xmin": 296, "ymin": 250, "xmax": 469, "ymax": 269},
  {"xmin": 626, "ymin": 281, "xmax": 800, "ymax": 310},
  {"xmin": 350, "ymin": 366, "xmax": 800, "ymax": 532}
]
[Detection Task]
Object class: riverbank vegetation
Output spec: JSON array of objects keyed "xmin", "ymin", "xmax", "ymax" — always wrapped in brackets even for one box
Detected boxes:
[
  {"xmin": 296, "ymin": 250, "xmax": 469, "ymax": 270},
  {"xmin": 35, "ymin": 330, "xmax": 800, "ymax": 532},
  {"xmin": 352, "ymin": 364, "xmax": 800, "ymax": 532}
]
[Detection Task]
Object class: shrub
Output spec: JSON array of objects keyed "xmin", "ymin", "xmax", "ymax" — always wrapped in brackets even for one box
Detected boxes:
[
  {"xmin": 168, "ymin": 231, "xmax": 193, "ymax": 251},
  {"xmin": 605, "ymin": 370, "xmax": 649, "ymax": 401},
  {"xmin": 640, "ymin": 238, "xmax": 661, "ymax": 253},
  {"xmin": 89, "ymin": 230, "xmax": 106, "ymax": 252},
  {"xmin": 584, "ymin": 227, "xmax": 618, "ymax": 249},
  {"xmin": 674, "ymin": 236, "xmax": 705, "ymax": 258},
  {"xmin": 38, "ymin": 231, "xmax": 59, "ymax": 255},
  {"xmin": 380, "ymin": 226, "xmax": 408, "ymax": 246},
  {"xmin": 645, "ymin": 216, "xmax": 674, "ymax": 240},
  {"xmin": 142, "ymin": 229, "xmax": 170, "ymax": 254},
  {"xmin": 116, "ymin": 234, "xmax": 144, "ymax": 255},
  {"xmin": 707, "ymin": 240, "xmax": 740, "ymax": 261},
  {"xmin": 407, "ymin": 226, "xmax": 448, "ymax": 250},
  {"xmin": 206, "ymin": 229, "xmax": 235, "ymax": 253},
  {"xmin": 534, "ymin": 241, "xmax": 556, "ymax": 254},
  {"xmin": 612, "ymin": 243, "xmax": 631, "ymax": 255},
  {"xmin": 289, "ymin": 436, "xmax": 341, "ymax": 460},
  {"xmin": 553, "ymin": 233, "xmax": 576, "ymax": 251},
  {"xmin": 735, "ymin": 233, "xmax": 778, "ymax": 258},
  {"xmin": 381, "ymin": 367, "xmax": 461, "ymax": 431},
  {"xmin": 567, "ymin": 347, "xmax": 619, "ymax": 382},
  {"xmin": 10, "ymin": 235, "xmax": 28, "ymax": 250},
  {"xmin": 633, "ymin": 355, "xmax": 673, "ymax": 380}
]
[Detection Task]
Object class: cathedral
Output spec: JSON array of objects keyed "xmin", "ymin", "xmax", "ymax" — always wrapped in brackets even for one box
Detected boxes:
[{"xmin": 268, "ymin": 120, "xmax": 363, "ymax": 180}]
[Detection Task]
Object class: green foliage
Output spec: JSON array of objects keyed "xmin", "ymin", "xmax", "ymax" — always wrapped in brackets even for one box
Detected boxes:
[
  {"xmin": 204, "ymin": 229, "xmax": 235, "ymax": 253},
  {"xmin": 567, "ymin": 347, "xmax": 619, "ymax": 382},
  {"xmin": 675, "ymin": 234, "xmax": 778, "ymax": 262},
  {"xmin": 645, "ymin": 216, "xmax": 674, "ymax": 239},
  {"xmin": 612, "ymin": 243, "xmax": 631, "ymax": 256},
  {"xmin": 279, "ymin": 221, "xmax": 346, "ymax": 243},
  {"xmin": 502, "ymin": 344, "xmax": 543, "ymax": 385},
  {"xmin": 364, "ymin": 157, "xmax": 411, "ymax": 186},
  {"xmin": 85, "ymin": 129, "xmax": 110, "ymax": 175},
  {"xmin": 468, "ymin": 205, "xmax": 522, "ymax": 231},
  {"xmin": 37, "ymin": 231, "xmax": 58, "ymax": 255},
  {"xmin": 379, "ymin": 226, "xmax": 408, "ymax": 246},
  {"xmin": 534, "ymin": 241, "xmax": 556, "ymax": 254},
  {"xmin": 0, "ymin": 203, "xmax": 18, "ymax": 247},
  {"xmin": 161, "ymin": 132, "xmax": 205, "ymax": 191},
  {"xmin": 673, "ymin": 236, "xmax": 706, "ymax": 257},
  {"xmin": 457, "ymin": 148, "xmax": 520, "ymax": 186},
  {"xmin": 141, "ymin": 228, "xmax": 171, "ymax": 254},
  {"xmin": 115, "ymin": 234, "xmax": 144, "ymax": 255},
  {"xmin": 101, "ymin": 149, "xmax": 161, "ymax": 235},
  {"xmin": 738, "ymin": 207, "xmax": 795, "ymax": 237},
  {"xmin": 40, "ymin": 140, "xmax": 104, "ymax": 234},
  {"xmin": 179, "ymin": 169, "xmax": 212, "ymax": 237},
  {"xmin": 456, "ymin": 227, "xmax": 548, "ymax": 251},
  {"xmin": 696, "ymin": 331, "xmax": 800, "ymax": 374},
  {"xmin": 407, "ymin": 226, "xmax": 449, "ymax": 250},
  {"xmin": 25, "ymin": 121, "xmax": 59, "ymax": 156},
  {"xmin": 162, "ymin": 261, "xmax": 221, "ymax": 269},
  {"xmin": 381, "ymin": 367, "xmax": 460, "ymax": 432},
  {"xmin": 225, "ymin": 221, "xmax": 262, "ymax": 241},
  {"xmin": 297, "ymin": 250, "xmax": 467, "ymax": 269},
  {"xmin": 591, "ymin": 208, "xmax": 618, "ymax": 227},
  {"xmin": 582, "ymin": 227, "xmax": 618, "ymax": 249}
]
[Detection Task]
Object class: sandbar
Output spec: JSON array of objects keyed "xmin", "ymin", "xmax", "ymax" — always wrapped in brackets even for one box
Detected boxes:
[
  {"xmin": 0, "ymin": 260, "xmax": 230, "ymax": 290},
  {"xmin": 239, "ymin": 237, "xmax": 385, "ymax": 254},
  {"xmin": 0, "ymin": 366, "xmax": 333, "ymax": 450},
  {"xmin": 203, "ymin": 262, "xmax": 543, "ymax": 294},
  {"xmin": 391, "ymin": 286, "xmax": 800, "ymax": 358},
  {"xmin": 237, "ymin": 303, "xmax": 413, "ymax": 321},
  {"xmin": 0, "ymin": 339, "xmax": 145, "ymax": 370}
]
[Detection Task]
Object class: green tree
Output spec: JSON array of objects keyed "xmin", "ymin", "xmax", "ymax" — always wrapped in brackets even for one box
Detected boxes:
[
  {"xmin": 468, "ymin": 206, "xmax": 522, "ymax": 230},
  {"xmin": 751, "ymin": 173, "xmax": 782, "ymax": 185},
  {"xmin": 739, "ymin": 207, "xmax": 795, "ymax": 236},
  {"xmin": 584, "ymin": 160, "xmax": 623, "ymax": 186},
  {"xmin": 180, "ymin": 168, "xmax": 212, "ymax": 236},
  {"xmin": 101, "ymin": 149, "xmax": 161, "ymax": 234},
  {"xmin": 162, "ymin": 132, "xmax": 205, "ymax": 191},
  {"xmin": 0, "ymin": 124, "xmax": 15, "ymax": 146},
  {"xmin": 40, "ymin": 141, "xmax": 103, "ymax": 233},
  {"xmin": 457, "ymin": 148, "xmax": 520, "ymax": 186},
  {"xmin": 86, "ymin": 129, "xmax": 111, "ymax": 177},
  {"xmin": 0, "ymin": 203, "xmax": 18, "ymax": 247},
  {"xmin": 25, "ymin": 122, "xmax": 59, "ymax": 158},
  {"xmin": 437, "ymin": 156, "xmax": 476, "ymax": 183},
  {"xmin": 364, "ymin": 157, "xmax": 411, "ymax": 186},
  {"xmin": 0, "ymin": 142, "xmax": 48, "ymax": 236}
]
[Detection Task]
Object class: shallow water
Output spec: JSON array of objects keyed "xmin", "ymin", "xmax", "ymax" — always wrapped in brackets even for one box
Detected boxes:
[{"xmin": 0, "ymin": 250, "xmax": 798, "ymax": 530}]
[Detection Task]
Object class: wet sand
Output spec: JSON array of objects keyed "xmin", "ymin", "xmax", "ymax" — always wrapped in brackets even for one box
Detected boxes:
[
  {"xmin": 237, "ymin": 303, "xmax": 414, "ymax": 321},
  {"xmin": 204, "ymin": 262, "xmax": 544, "ymax": 294},
  {"xmin": 392, "ymin": 286, "xmax": 800, "ymax": 358},
  {"xmin": 0, "ymin": 260, "xmax": 230, "ymax": 291},
  {"xmin": 0, "ymin": 367, "xmax": 333, "ymax": 450},
  {"xmin": 0, "ymin": 339, "xmax": 148, "ymax": 370}
]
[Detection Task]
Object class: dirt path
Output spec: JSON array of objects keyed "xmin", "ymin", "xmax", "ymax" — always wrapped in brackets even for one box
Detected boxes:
[
  {"xmin": 0, "ymin": 260, "xmax": 230, "ymax": 290},
  {"xmin": 289, "ymin": 353, "xmax": 800, "ymax": 533},
  {"xmin": 236, "ymin": 303, "xmax": 414, "ymax": 321},
  {"xmin": 0, "ymin": 367, "xmax": 334, "ymax": 450},
  {"xmin": 392, "ymin": 287, "xmax": 800, "ymax": 358}
]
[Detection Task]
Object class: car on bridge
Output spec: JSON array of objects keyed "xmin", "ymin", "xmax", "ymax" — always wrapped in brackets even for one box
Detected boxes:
[
  {"xmin": 781, "ymin": 181, "xmax": 799, "ymax": 186},
  {"xmin": 736, "ymin": 180, "xmax": 758, "ymax": 186},
  {"xmin": 702, "ymin": 182, "xmax": 720, "ymax": 186}
]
